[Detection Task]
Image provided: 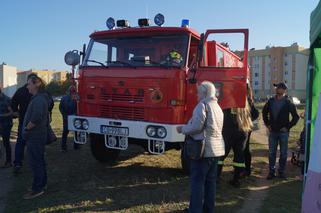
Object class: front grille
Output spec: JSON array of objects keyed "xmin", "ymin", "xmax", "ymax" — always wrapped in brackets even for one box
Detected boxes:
[
  {"xmin": 100, "ymin": 105, "xmax": 145, "ymax": 121},
  {"xmin": 100, "ymin": 94, "xmax": 144, "ymax": 103}
]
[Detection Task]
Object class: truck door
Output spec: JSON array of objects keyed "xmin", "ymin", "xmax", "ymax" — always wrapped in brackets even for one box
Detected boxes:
[{"xmin": 194, "ymin": 29, "xmax": 249, "ymax": 109}]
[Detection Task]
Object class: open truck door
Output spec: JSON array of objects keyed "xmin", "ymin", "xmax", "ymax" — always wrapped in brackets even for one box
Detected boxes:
[{"xmin": 189, "ymin": 29, "xmax": 249, "ymax": 109}]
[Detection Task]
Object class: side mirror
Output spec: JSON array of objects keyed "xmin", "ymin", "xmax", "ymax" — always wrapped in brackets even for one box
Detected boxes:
[
  {"xmin": 64, "ymin": 50, "xmax": 80, "ymax": 66},
  {"xmin": 197, "ymin": 33, "xmax": 205, "ymax": 64},
  {"xmin": 80, "ymin": 44, "xmax": 86, "ymax": 64}
]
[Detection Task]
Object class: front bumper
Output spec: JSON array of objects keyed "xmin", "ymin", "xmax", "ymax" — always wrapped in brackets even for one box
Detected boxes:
[{"xmin": 68, "ymin": 115, "xmax": 185, "ymax": 143}]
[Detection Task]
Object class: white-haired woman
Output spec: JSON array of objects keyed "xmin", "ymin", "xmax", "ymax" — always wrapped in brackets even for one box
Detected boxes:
[{"xmin": 177, "ymin": 81, "xmax": 225, "ymax": 213}]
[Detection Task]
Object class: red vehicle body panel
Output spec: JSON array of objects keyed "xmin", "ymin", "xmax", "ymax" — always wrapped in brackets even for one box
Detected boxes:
[{"xmin": 77, "ymin": 27, "xmax": 249, "ymax": 125}]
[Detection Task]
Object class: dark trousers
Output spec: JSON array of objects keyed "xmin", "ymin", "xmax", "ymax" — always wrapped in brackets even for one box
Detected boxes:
[
  {"xmin": 61, "ymin": 118, "xmax": 78, "ymax": 150},
  {"xmin": 189, "ymin": 157, "xmax": 218, "ymax": 213},
  {"xmin": 218, "ymin": 131, "xmax": 247, "ymax": 180},
  {"xmin": 61, "ymin": 119, "xmax": 69, "ymax": 149},
  {"xmin": 0, "ymin": 122, "xmax": 13, "ymax": 163},
  {"xmin": 27, "ymin": 138, "xmax": 47, "ymax": 192},
  {"xmin": 244, "ymin": 131, "xmax": 252, "ymax": 175},
  {"xmin": 14, "ymin": 121, "xmax": 26, "ymax": 167}
]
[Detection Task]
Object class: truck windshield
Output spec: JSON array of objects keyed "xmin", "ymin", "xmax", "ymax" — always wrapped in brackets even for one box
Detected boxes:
[{"xmin": 83, "ymin": 34, "xmax": 189, "ymax": 68}]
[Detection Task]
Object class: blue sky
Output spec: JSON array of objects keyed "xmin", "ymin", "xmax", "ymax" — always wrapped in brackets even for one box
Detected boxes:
[{"xmin": 0, "ymin": 0, "xmax": 319, "ymax": 71}]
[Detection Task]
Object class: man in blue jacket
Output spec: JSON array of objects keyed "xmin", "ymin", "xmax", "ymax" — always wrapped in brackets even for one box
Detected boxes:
[
  {"xmin": 263, "ymin": 82, "xmax": 299, "ymax": 179},
  {"xmin": 59, "ymin": 87, "xmax": 77, "ymax": 151}
]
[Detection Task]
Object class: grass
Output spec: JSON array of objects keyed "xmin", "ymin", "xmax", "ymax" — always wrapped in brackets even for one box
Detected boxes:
[{"xmin": 4, "ymin": 103, "xmax": 305, "ymax": 213}]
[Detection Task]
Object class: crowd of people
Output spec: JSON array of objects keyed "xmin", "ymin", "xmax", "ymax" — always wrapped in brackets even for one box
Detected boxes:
[
  {"xmin": 177, "ymin": 81, "xmax": 299, "ymax": 213},
  {"xmin": 0, "ymin": 76, "xmax": 300, "ymax": 210},
  {"xmin": 0, "ymin": 73, "xmax": 77, "ymax": 199}
]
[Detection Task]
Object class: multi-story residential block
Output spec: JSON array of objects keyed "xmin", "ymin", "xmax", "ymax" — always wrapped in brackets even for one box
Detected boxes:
[
  {"xmin": 0, "ymin": 63, "xmax": 17, "ymax": 97},
  {"xmin": 17, "ymin": 69, "xmax": 68, "ymax": 88},
  {"xmin": 249, "ymin": 43, "xmax": 309, "ymax": 100}
]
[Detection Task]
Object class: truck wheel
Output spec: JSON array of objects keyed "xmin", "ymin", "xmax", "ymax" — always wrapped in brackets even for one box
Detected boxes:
[
  {"xmin": 181, "ymin": 144, "xmax": 191, "ymax": 175},
  {"xmin": 90, "ymin": 134, "xmax": 120, "ymax": 163}
]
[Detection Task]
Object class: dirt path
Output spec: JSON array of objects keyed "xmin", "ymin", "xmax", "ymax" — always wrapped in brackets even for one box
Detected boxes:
[
  {"xmin": 237, "ymin": 120, "xmax": 271, "ymax": 213},
  {"xmin": 0, "ymin": 142, "xmax": 16, "ymax": 213}
]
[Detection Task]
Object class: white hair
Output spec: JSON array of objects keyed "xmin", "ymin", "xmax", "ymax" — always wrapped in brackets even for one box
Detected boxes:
[{"xmin": 198, "ymin": 81, "xmax": 217, "ymax": 99}]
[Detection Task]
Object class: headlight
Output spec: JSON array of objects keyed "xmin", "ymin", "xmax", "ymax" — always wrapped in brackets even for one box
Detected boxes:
[
  {"xmin": 157, "ymin": 127, "xmax": 167, "ymax": 138},
  {"xmin": 146, "ymin": 126, "xmax": 156, "ymax": 137},
  {"xmin": 82, "ymin": 120, "xmax": 89, "ymax": 130},
  {"xmin": 74, "ymin": 119, "xmax": 82, "ymax": 129}
]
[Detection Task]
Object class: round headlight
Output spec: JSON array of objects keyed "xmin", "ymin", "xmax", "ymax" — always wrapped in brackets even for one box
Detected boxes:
[
  {"xmin": 106, "ymin": 17, "xmax": 115, "ymax": 29},
  {"xmin": 157, "ymin": 127, "xmax": 167, "ymax": 138},
  {"xmin": 74, "ymin": 119, "xmax": 81, "ymax": 129},
  {"xmin": 82, "ymin": 120, "xmax": 89, "ymax": 130},
  {"xmin": 146, "ymin": 126, "xmax": 156, "ymax": 137},
  {"xmin": 154, "ymin": 13, "xmax": 165, "ymax": 26},
  {"xmin": 64, "ymin": 50, "xmax": 80, "ymax": 66}
]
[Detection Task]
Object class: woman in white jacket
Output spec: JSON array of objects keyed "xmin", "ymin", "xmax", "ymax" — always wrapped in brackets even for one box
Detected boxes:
[{"xmin": 177, "ymin": 81, "xmax": 225, "ymax": 213}]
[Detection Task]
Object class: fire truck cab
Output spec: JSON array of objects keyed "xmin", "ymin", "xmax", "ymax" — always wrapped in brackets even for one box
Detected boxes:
[{"xmin": 65, "ymin": 15, "xmax": 249, "ymax": 171}]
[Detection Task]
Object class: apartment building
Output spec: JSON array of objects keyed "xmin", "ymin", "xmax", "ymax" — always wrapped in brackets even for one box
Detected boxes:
[
  {"xmin": 0, "ymin": 64, "xmax": 17, "ymax": 97},
  {"xmin": 249, "ymin": 43, "xmax": 309, "ymax": 100},
  {"xmin": 17, "ymin": 69, "xmax": 68, "ymax": 88}
]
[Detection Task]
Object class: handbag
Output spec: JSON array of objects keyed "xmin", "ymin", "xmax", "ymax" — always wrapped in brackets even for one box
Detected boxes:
[
  {"xmin": 184, "ymin": 103, "xmax": 208, "ymax": 160},
  {"xmin": 184, "ymin": 135, "xmax": 205, "ymax": 160},
  {"xmin": 47, "ymin": 124, "xmax": 57, "ymax": 145}
]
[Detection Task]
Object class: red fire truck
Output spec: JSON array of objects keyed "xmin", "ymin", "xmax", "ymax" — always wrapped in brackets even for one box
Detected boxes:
[{"xmin": 64, "ymin": 14, "xmax": 249, "ymax": 172}]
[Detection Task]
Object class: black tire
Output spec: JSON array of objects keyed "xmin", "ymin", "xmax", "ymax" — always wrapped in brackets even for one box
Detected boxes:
[
  {"xmin": 90, "ymin": 134, "xmax": 120, "ymax": 163},
  {"xmin": 181, "ymin": 144, "xmax": 191, "ymax": 175}
]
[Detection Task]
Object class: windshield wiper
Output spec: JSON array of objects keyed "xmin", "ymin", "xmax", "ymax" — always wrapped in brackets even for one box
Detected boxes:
[
  {"xmin": 107, "ymin": 60, "xmax": 136, "ymax": 68},
  {"xmin": 85, "ymin": 59, "xmax": 107, "ymax": 67},
  {"xmin": 147, "ymin": 60, "xmax": 171, "ymax": 68},
  {"xmin": 130, "ymin": 58, "xmax": 171, "ymax": 69}
]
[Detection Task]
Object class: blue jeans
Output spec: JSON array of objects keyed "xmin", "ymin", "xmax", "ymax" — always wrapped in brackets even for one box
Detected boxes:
[
  {"xmin": 0, "ymin": 122, "xmax": 13, "ymax": 162},
  {"xmin": 189, "ymin": 157, "xmax": 218, "ymax": 213},
  {"xmin": 14, "ymin": 121, "xmax": 26, "ymax": 167},
  {"xmin": 27, "ymin": 138, "xmax": 47, "ymax": 192},
  {"xmin": 268, "ymin": 131, "xmax": 289, "ymax": 174}
]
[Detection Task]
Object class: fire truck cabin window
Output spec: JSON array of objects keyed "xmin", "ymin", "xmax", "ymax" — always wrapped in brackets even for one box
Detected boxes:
[{"xmin": 83, "ymin": 35, "xmax": 189, "ymax": 68}]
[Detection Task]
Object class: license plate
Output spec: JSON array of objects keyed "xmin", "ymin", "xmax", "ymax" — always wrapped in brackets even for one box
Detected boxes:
[{"xmin": 100, "ymin": 125, "xmax": 129, "ymax": 136}]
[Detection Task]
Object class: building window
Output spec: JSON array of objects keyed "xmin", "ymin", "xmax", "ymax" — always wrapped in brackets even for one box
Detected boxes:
[
  {"xmin": 285, "ymin": 71, "xmax": 288, "ymax": 75},
  {"xmin": 255, "ymin": 81, "xmax": 259, "ymax": 86},
  {"xmin": 285, "ymin": 80, "xmax": 287, "ymax": 84},
  {"xmin": 284, "ymin": 62, "xmax": 288, "ymax": 66},
  {"xmin": 254, "ymin": 73, "xmax": 259, "ymax": 77}
]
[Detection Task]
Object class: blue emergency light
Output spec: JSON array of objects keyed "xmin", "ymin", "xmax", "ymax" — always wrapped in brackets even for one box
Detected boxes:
[{"xmin": 181, "ymin": 19, "xmax": 190, "ymax": 28}]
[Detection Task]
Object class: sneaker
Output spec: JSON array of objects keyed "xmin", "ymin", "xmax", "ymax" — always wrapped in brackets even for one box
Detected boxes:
[
  {"xmin": 266, "ymin": 173, "xmax": 276, "ymax": 180},
  {"xmin": 229, "ymin": 179, "xmax": 241, "ymax": 188},
  {"xmin": 23, "ymin": 190, "xmax": 44, "ymax": 200}
]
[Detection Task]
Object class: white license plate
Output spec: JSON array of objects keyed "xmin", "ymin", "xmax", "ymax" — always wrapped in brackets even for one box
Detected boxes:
[{"xmin": 100, "ymin": 126, "xmax": 129, "ymax": 136}]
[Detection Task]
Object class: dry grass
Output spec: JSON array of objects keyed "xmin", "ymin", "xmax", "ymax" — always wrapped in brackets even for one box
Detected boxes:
[{"xmin": 4, "ymin": 104, "xmax": 304, "ymax": 213}]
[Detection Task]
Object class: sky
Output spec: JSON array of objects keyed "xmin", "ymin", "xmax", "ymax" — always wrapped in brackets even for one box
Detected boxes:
[{"xmin": 0, "ymin": 0, "xmax": 319, "ymax": 71}]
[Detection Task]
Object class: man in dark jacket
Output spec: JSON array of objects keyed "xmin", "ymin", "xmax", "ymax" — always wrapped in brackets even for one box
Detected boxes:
[
  {"xmin": 59, "ymin": 87, "xmax": 77, "ymax": 151},
  {"xmin": 11, "ymin": 73, "xmax": 36, "ymax": 173},
  {"xmin": 263, "ymin": 82, "xmax": 299, "ymax": 179}
]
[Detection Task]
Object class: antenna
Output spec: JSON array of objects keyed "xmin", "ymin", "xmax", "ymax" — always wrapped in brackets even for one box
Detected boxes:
[{"xmin": 145, "ymin": 3, "xmax": 149, "ymax": 18}]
